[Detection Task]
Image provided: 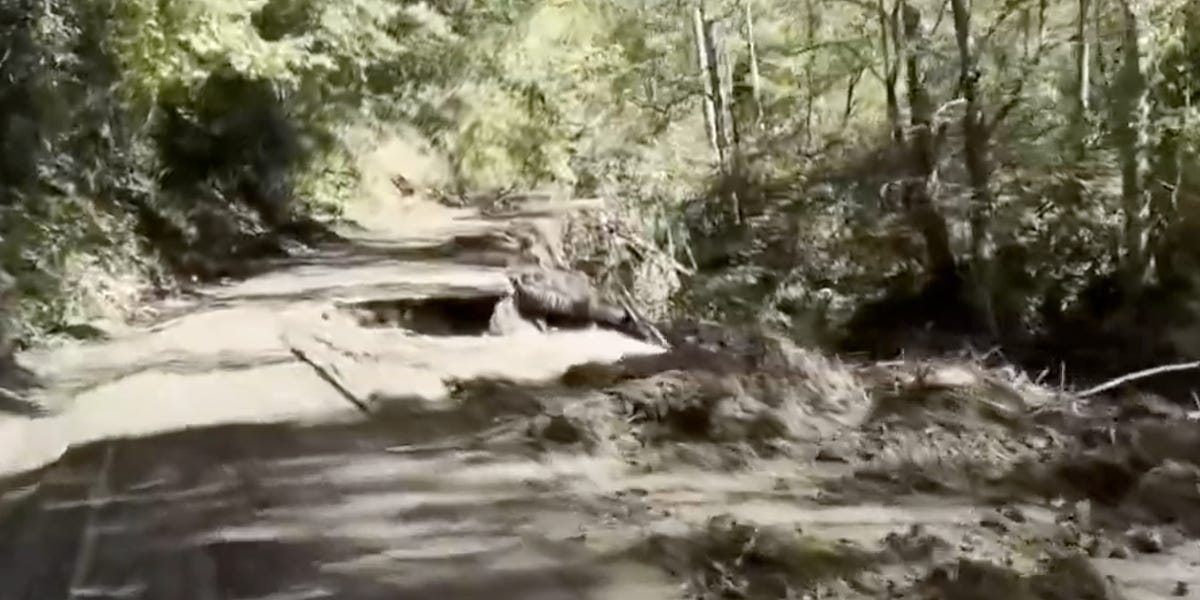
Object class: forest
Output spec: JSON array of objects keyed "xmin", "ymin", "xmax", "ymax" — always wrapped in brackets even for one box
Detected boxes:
[
  {"xmin": 4, "ymin": 2, "xmax": 1200, "ymax": 596},
  {"xmin": 1, "ymin": 0, "xmax": 1197, "ymax": 384}
]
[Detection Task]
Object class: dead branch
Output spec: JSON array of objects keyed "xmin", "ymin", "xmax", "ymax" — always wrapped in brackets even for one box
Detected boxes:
[
  {"xmin": 287, "ymin": 345, "xmax": 373, "ymax": 414},
  {"xmin": 985, "ymin": 27, "xmax": 1056, "ymax": 135},
  {"xmin": 1076, "ymin": 361, "xmax": 1200, "ymax": 398},
  {"xmin": 616, "ymin": 285, "xmax": 672, "ymax": 349}
]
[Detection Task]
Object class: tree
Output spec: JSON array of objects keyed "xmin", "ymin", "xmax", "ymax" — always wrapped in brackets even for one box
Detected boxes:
[
  {"xmin": 950, "ymin": 0, "xmax": 997, "ymax": 334},
  {"xmin": 1109, "ymin": 0, "xmax": 1153, "ymax": 294}
]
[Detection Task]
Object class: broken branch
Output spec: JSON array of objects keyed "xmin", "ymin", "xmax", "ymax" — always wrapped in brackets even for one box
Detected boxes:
[{"xmin": 1075, "ymin": 361, "xmax": 1200, "ymax": 398}]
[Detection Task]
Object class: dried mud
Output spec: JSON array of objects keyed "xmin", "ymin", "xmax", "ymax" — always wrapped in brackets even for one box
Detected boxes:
[{"xmin": 451, "ymin": 314, "xmax": 1200, "ymax": 599}]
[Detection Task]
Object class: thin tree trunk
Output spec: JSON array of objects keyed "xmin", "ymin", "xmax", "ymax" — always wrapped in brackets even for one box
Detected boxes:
[
  {"xmin": 1071, "ymin": 0, "xmax": 1092, "ymax": 161},
  {"xmin": 703, "ymin": 18, "xmax": 730, "ymax": 165},
  {"xmin": 693, "ymin": 6, "xmax": 721, "ymax": 164},
  {"xmin": 900, "ymin": 2, "xmax": 956, "ymax": 278},
  {"xmin": 1110, "ymin": 0, "xmax": 1152, "ymax": 293},
  {"xmin": 1150, "ymin": 51, "xmax": 1189, "ymax": 281},
  {"xmin": 694, "ymin": 12, "xmax": 740, "ymax": 222},
  {"xmin": 803, "ymin": 0, "xmax": 819, "ymax": 150},
  {"xmin": 714, "ymin": 20, "xmax": 737, "ymax": 151},
  {"xmin": 1037, "ymin": 0, "xmax": 1049, "ymax": 54},
  {"xmin": 879, "ymin": 0, "xmax": 904, "ymax": 143},
  {"xmin": 1092, "ymin": 0, "xmax": 1109, "ymax": 96},
  {"xmin": 950, "ymin": 0, "xmax": 998, "ymax": 335},
  {"xmin": 1061, "ymin": 0, "xmax": 1092, "ymax": 211},
  {"xmin": 844, "ymin": 67, "xmax": 864, "ymax": 126},
  {"xmin": 743, "ymin": 0, "xmax": 764, "ymax": 130},
  {"xmin": 713, "ymin": 20, "xmax": 744, "ymax": 224}
]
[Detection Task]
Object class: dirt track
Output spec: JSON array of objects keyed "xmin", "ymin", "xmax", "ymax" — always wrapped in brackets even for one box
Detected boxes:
[
  {"xmin": 2, "ymin": 200, "xmax": 1200, "ymax": 599},
  {"xmin": 0, "ymin": 418, "xmax": 685, "ymax": 599},
  {"xmin": 0, "ymin": 201, "xmax": 677, "ymax": 598}
]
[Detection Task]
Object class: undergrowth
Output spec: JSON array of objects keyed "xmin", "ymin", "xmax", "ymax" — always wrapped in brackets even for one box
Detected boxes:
[{"xmin": 3, "ymin": 0, "xmax": 1199, "ymax": 386}]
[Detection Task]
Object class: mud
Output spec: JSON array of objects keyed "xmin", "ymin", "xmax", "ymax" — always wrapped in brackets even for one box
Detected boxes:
[
  {"xmin": 4, "ymin": 199, "xmax": 1200, "ymax": 599},
  {"xmin": 491, "ymin": 327, "xmax": 1200, "ymax": 598}
]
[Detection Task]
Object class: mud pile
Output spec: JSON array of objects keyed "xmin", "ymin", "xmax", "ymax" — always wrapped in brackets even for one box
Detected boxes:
[
  {"xmin": 521, "ymin": 332, "xmax": 872, "ymax": 468},
  {"xmin": 635, "ymin": 515, "xmax": 1129, "ymax": 600},
  {"xmin": 466, "ymin": 323, "xmax": 1200, "ymax": 598},
  {"xmin": 639, "ymin": 514, "xmax": 879, "ymax": 599}
]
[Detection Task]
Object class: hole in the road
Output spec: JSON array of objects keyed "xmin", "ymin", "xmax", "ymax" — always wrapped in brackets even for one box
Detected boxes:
[{"xmin": 341, "ymin": 293, "xmax": 507, "ymax": 336}]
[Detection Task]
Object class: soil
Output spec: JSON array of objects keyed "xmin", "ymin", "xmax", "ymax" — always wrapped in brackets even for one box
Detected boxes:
[{"xmin": 0, "ymin": 196, "xmax": 1197, "ymax": 599}]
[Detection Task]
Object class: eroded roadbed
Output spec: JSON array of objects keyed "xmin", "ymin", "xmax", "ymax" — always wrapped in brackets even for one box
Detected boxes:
[
  {"xmin": 4, "ymin": 203, "xmax": 1200, "ymax": 600},
  {"xmin": 0, "ymin": 419, "xmax": 675, "ymax": 599}
]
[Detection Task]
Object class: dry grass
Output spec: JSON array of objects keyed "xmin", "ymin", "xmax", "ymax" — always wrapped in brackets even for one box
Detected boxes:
[{"xmin": 560, "ymin": 202, "xmax": 687, "ymax": 321}]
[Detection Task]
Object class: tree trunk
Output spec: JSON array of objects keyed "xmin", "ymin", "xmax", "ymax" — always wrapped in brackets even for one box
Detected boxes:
[
  {"xmin": 1110, "ymin": 0, "xmax": 1152, "ymax": 294},
  {"xmin": 1059, "ymin": 0, "xmax": 1092, "ymax": 210},
  {"xmin": 1149, "ymin": 38, "xmax": 1191, "ymax": 283},
  {"xmin": 1070, "ymin": 0, "xmax": 1091, "ymax": 162},
  {"xmin": 714, "ymin": 20, "xmax": 737, "ymax": 151},
  {"xmin": 713, "ymin": 19, "xmax": 744, "ymax": 223},
  {"xmin": 704, "ymin": 18, "xmax": 730, "ymax": 166},
  {"xmin": 878, "ymin": 0, "xmax": 904, "ymax": 143},
  {"xmin": 743, "ymin": 0, "xmax": 764, "ymax": 130},
  {"xmin": 1092, "ymin": 0, "xmax": 1108, "ymax": 85},
  {"xmin": 900, "ymin": 2, "xmax": 956, "ymax": 278},
  {"xmin": 950, "ymin": 0, "xmax": 998, "ymax": 335},
  {"xmin": 843, "ymin": 67, "xmax": 865, "ymax": 126},
  {"xmin": 693, "ymin": 6, "xmax": 722, "ymax": 164},
  {"xmin": 803, "ymin": 0, "xmax": 819, "ymax": 149}
]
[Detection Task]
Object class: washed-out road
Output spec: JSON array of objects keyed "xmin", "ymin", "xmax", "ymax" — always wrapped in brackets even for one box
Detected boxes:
[{"xmin": 0, "ymin": 201, "xmax": 677, "ymax": 600}]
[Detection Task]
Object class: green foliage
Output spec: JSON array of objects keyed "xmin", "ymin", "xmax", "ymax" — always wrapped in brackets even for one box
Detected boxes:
[
  {"xmin": 0, "ymin": 0, "xmax": 438, "ymax": 339},
  {"xmin": 3, "ymin": 0, "xmax": 1199, "ymax": 367}
]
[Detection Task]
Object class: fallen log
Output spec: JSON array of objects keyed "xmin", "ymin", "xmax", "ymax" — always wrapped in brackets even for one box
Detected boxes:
[{"xmin": 1076, "ymin": 361, "xmax": 1200, "ymax": 398}]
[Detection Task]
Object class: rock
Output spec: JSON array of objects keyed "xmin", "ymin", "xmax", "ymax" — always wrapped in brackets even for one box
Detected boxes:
[
  {"xmin": 1127, "ymin": 527, "xmax": 1165, "ymax": 554},
  {"xmin": 1174, "ymin": 581, "xmax": 1189, "ymax": 597},
  {"xmin": 980, "ymin": 514, "xmax": 1009, "ymax": 534},
  {"xmin": 487, "ymin": 295, "xmax": 541, "ymax": 335},
  {"xmin": 1087, "ymin": 537, "xmax": 1116, "ymax": 559},
  {"xmin": 1052, "ymin": 454, "xmax": 1140, "ymax": 506},
  {"xmin": 560, "ymin": 362, "xmax": 626, "ymax": 388},
  {"xmin": 54, "ymin": 321, "xmax": 118, "ymax": 341},
  {"xmin": 539, "ymin": 414, "xmax": 584, "ymax": 445},
  {"xmin": 1031, "ymin": 554, "xmax": 1126, "ymax": 600},
  {"xmin": 509, "ymin": 267, "xmax": 624, "ymax": 325},
  {"xmin": 1128, "ymin": 461, "xmax": 1200, "ymax": 534},
  {"xmin": 1000, "ymin": 506, "xmax": 1027, "ymax": 523},
  {"xmin": 815, "ymin": 446, "xmax": 850, "ymax": 463},
  {"xmin": 1130, "ymin": 423, "xmax": 1200, "ymax": 467}
]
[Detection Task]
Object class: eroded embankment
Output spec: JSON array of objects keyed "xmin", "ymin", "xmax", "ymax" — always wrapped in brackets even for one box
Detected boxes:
[
  {"xmin": 438, "ymin": 318, "xmax": 1200, "ymax": 599},
  {"xmin": 319, "ymin": 211, "xmax": 1200, "ymax": 599}
]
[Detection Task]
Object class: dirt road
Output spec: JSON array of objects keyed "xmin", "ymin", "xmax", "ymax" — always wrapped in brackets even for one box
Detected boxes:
[
  {"xmin": 2, "ymin": 200, "xmax": 1199, "ymax": 600},
  {"xmin": 0, "ymin": 202, "xmax": 677, "ymax": 599}
]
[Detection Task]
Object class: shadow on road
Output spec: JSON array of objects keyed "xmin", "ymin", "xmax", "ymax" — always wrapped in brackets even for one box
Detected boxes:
[{"xmin": 0, "ymin": 409, "xmax": 614, "ymax": 600}]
